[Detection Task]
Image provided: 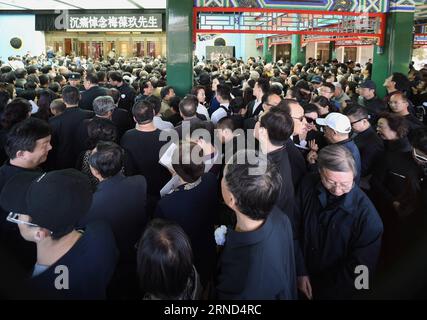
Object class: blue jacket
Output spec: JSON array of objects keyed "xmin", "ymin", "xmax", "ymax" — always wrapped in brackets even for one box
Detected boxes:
[{"xmin": 296, "ymin": 173, "xmax": 383, "ymax": 299}]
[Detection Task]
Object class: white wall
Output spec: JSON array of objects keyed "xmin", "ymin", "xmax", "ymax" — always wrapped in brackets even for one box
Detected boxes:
[
  {"xmin": 242, "ymin": 34, "xmax": 258, "ymax": 61},
  {"xmin": 358, "ymin": 46, "xmax": 374, "ymax": 65},
  {"xmin": 0, "ymin": 14, "xmax": 45, "ymax": 62},
  {"xmin": 195, "ymin": 33, "xmax": 244, "ymax": 61}
]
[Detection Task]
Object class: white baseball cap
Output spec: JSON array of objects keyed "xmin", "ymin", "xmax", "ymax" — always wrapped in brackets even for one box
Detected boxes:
[{"xmin": 316, "ymin": 112, "xmax": 351, "ymax": 134}]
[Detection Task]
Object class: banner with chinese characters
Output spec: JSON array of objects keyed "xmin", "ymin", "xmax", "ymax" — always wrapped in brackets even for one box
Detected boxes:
[
  {"xmin": 67, "ymin": 14, "xmax": 162, "ymax": 31},
  {"xmin": 194, "ymin": 0, "xmax": 425, "ymax": 13}
]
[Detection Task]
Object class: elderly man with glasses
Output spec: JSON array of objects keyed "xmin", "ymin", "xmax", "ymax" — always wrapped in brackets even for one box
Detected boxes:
[{"xmin": 295, "ymin": 144, "xmax": 383, "ymax": 300}]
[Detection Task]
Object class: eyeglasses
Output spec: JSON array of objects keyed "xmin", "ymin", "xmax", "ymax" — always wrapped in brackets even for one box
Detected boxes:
[
  {"xmin": 414, "ymin": 148, "xmax": 427, "ymax": 163},
  {"xmin": 6, "ymin": 212, "xmax": 39, "ymax": 228},
  {"xmin": 292, "ymin": 115, "xmax": 306, "ymax": 122},
  {"xmin": 350, "ymin": 118, "xmax": 367, "ymax": 125},
  {"xmin": 320, "ymin": 175, "xmax": 354, "ymax": 192},
  {"xmin": 305, "ymin": 117, "xmax": 315, "ymax": 124}
]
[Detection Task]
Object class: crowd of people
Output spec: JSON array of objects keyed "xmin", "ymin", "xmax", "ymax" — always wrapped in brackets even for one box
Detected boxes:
[{"xmin": 0, "ymin": 51, "xmax": 426, "ymax": 299}]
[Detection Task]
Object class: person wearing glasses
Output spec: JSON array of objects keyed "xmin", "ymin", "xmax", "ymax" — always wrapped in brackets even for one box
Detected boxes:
[
  {"xmin": 295, "ymin": 145, "xmax": 383, "ymax": 300},
  {"xmin": 0, "ymin": 169, "xmax": 118, "ymax": 299},
  {"xmin": 243, "ymin": 91, "xmax": 282, "ymax": 130},
  {"xmin": 318, "ymin": 83, "xmax": 339, "ymax": 114},
  {"xmin": 388, "ymin": 93, "xmax": 424, "ymax": 138},
  {"xmin": 0, "ymin": 118, "xmax": 52, "ymax": 267},
  {"xmin": 343, "ymin": 105, "xmax": 384, "ymax": 181},
  {"xmin": 285, "ymin": 99, "xmax": 309, "ymax": 188}
]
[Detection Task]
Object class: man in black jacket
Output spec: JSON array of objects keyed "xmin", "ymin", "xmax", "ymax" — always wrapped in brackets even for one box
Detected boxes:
[
  {"xmin": 344, "ymin": 105, "xmax": 384, "ymax": 179},
  {"xmin": 296, "ymin": 145, "xmax": 383, "ymax": 299},
  {"xmin": 79, "ymin": 73, "xmax": 108, "ymax": 111},
  {"xmin": 80, "ymin": 141, "xmax": 147, "ymax": 298},
  {"xmin": 254, "ymin": 107, "xmax": 295, "ymax": 217},
  {"xmin": 357, "ymin": 80, "xmax": 386, "ymax": 124},
  {"xmin": 246, "ymin": 78, "xmax": 270, "ymax": 118},
  {"xmin": 109, "ymin": 71, "xmax": 136, "ymax": 112},
  {"xmin": 47, "ymin": 86, "xmax": 93, "ymax": 170},
  {"xmin": 217, "ymin": 149, "xmax": 297, "ymax": 299},
  {"xmin": 288, "ymin": 100, "xmax": 309, "ymax": 188},
  {"xmin": 389, "ymin": 92, "xmax": 425, "ymax": 137},
  {"xmin": 0, "ymin": 118, "xmax": 52, "ymax": 272}
]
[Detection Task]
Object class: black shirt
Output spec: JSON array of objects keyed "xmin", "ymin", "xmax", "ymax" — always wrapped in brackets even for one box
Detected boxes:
[
  {"xmin": 120, "ymin": 128, "xmax": 170, "ymax": 197},
  {"xmin": 29, "ymin": 222, "xmax": 118, "ymax": 300},
  {"xmin": 217, "ymin": 206, "xmax": 297, "ymax": 300},
  {"xmin": 0, "ymin": 162, "xmax": 38, "ymax": 272}
]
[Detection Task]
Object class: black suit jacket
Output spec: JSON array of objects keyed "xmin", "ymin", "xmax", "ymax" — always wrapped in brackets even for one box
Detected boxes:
[
  {"xmin": 78, "ymin": 86, "xmax": 109, "ymax": 110},
  {"xmin": 246, "ymin": 100, "xmax": 263, "ymax": 119},
  {"xmin": 285, "ymin": 138, "xmax": 308, "ymax": 189},
  {"xmin": 353, "ymin": 127, "xmax": 384, "ymax": 177},
  {"xmin": 47, "ymin": 107, "xmax": 93, "ymax": 170},
  {"xmin": 217, "ymin": 207, "xmax": 297, "ymax": 299},
  {"xmin": 79, "ymin": 173, "xmax": 147, "ymax": 263}
]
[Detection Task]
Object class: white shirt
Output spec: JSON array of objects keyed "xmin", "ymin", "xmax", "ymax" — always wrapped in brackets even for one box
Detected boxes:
[
  {"xmin": 153, "ymin": 116, "xmax": 174, "ymax": 130},
  {"xmin": 197, "ymin": 104, "xmax": 210, "ymax": 121},
  {"xmin": 211, "ymin": 103, "xmax": 230, "ymax": 124},
  {"xmin": 251, "ymin": 99, "xmax": 262, "ymax": 116}
]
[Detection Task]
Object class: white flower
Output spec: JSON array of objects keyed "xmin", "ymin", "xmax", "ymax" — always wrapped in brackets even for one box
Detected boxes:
[{"xmin": 214, "ymin": 225, "xmax": 227, "ymax": 246}]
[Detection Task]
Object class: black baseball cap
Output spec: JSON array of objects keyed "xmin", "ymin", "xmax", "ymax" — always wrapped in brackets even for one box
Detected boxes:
[
  {"xmin": 310, "ymin": 75, "xmax": 323, "ymax": 84},
  {"xmin": 0, "ymin": 169, "xmax": 92, "ymax": 238},
  {"xmin": 359, "ymin": 80, "xmax": 376, "ymax": 90}
]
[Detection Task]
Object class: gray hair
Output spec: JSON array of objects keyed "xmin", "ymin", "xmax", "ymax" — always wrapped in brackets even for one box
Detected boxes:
[
  {"xmin": 318, "ymin": 145, "xmax": 357, "ymax": 177},
  {"xmin": 250, "ymin": 70, "xmax": 260, "ymax": 81},
  {"xmin": 93, "ymin": 96, "xmax": 116, "ymax": 116}
]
